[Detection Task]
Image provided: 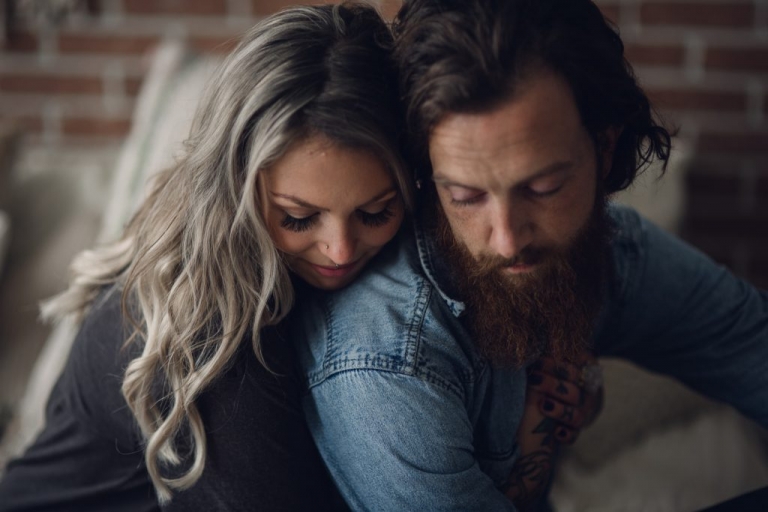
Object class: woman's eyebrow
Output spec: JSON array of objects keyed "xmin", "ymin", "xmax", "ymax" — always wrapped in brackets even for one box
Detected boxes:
[
  {"xmin": 271, "ymin": 187, "xmax": 397, "ymax": 211},
  {"xmin": 359, "ymin": 188, "xmax": 397, "ymax": 207},
  {"xmin": 272, "ymin": 194, "xmax": 327, "ymax": 211}
]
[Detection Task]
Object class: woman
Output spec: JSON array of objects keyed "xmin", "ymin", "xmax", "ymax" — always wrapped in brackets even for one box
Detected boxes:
[{"xmin": 0, "ymin": 3, "xmax": 411, "ymax": 510}]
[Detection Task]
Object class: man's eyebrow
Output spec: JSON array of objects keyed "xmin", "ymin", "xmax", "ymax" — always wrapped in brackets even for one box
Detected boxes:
[
  {"xmin": 432, "ymin": 161, "xmax": 573, "ymax": 188},
  {"xmin": 272, "ymin": 187, "xmax": 397, "ymax": 211}
]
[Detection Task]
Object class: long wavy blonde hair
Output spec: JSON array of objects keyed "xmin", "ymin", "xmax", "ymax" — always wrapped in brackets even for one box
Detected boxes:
[{"xmin": 42, "ymin": 2, "xmax": 413, "ymax": 502}]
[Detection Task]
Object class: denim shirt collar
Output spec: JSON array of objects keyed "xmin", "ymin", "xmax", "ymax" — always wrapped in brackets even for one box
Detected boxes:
[{"xmin": 412, "ymin": 219, "xmax": 466, "ymax": 318}]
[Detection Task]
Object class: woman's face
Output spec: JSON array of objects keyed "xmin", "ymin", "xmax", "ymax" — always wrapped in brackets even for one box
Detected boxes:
[{"xmin": 259, "ymin": 135, "xmax": 405, "ymax": 291}]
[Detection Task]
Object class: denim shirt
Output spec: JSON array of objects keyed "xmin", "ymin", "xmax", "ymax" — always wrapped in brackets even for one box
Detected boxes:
[{"xmin": 290, "ymin": 205, "xmax": 768, "ymax": 511}]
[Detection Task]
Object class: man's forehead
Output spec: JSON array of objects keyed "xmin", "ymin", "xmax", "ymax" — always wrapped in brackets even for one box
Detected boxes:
[{"xmin": 427, "ymin": 69, "xmax": 589, "ymax": 185}]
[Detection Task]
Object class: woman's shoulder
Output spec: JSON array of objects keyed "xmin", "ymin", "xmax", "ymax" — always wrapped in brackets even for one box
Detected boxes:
[
  {"xmin": 60, "ymin": 286, "xmax": 142, "ymax": 443},
  {"xmin": 68, "ymin": 287, "xmax": 138, "ymax": 378}
]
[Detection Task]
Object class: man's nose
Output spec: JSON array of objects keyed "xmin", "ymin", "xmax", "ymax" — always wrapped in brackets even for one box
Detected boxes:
[{"xmin": 488, "ymin": 202, "xmax": 533, "ymax": 259}]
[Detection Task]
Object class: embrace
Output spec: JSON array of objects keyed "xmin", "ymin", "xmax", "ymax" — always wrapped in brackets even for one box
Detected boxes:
[{"xmin": 1, "ymin": 1, "xmax": 766, "ymax": 511}]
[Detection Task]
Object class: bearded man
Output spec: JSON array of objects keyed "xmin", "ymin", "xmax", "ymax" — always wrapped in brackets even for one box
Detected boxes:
[{"xmin": 289, "ymin": 0, "xmax": 768, "ymax": 510}]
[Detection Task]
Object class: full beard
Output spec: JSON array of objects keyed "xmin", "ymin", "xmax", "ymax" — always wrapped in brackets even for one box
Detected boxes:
[{"xmin": 430, "ymin": 194, "xmax": 611, "ymax": 369}]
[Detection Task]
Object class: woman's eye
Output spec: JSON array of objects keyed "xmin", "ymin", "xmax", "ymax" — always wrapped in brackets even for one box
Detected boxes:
[
  {"xmin": 280, "ymin": 213, "xmax": 318, "ymax": 232},
  {"xmin": 357, "ymin": 207, "xmax": 394, "ymax": 228}
]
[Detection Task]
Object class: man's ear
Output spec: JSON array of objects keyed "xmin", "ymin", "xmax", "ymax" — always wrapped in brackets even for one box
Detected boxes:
[{"xmin": 600, "ymin": 126, "xmax": 623, "ymax": 179}]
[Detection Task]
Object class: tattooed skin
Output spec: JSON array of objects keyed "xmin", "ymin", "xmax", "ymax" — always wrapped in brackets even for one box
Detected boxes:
[
  {"xmin": 503, "ymin": 416, "xmax": 559, "ymax": 510},
  {"xmin": 560, "ymin": 405, "xmax": 575, "ymax": 424},
  {"xmin": 502, "ymin": 448, "xmax": 554, "ymax": 511},
  {"xmin": 533, "ymin": 417, "xmax": 559, "ymax": 449}
]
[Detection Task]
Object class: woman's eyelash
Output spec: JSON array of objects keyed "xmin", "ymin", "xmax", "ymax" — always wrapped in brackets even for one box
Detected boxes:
[
  {"xmin": 357, "ymin": 207, "xmax": 394, "ymax": 228},
  {"xmin": 280, "ymin": 214, "xmax": 317, "ymax": 232},
  {"xmin": 280, "ymin": 204, "xmax": 395, "ymax": 232}
]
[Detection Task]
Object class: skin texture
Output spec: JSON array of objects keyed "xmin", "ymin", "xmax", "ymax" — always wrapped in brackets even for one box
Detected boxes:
[
  {"xmin": 428, "ymin": 68, "xmax": 607, "ymax": 276},
  {"xmin": 259, "ymin": 135, "xmax": 404, "ymax": 291}
]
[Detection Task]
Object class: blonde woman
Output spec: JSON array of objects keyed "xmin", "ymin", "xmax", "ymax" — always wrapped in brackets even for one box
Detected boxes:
[{"xmin": 0, "ymin": 3, "xmax": 412, "ymax": 510}]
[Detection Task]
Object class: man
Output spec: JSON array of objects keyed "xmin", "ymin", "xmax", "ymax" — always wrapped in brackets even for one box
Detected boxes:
[{"xmin": 289, "ymin": 0, "xmax": 768, "ymax": 510}]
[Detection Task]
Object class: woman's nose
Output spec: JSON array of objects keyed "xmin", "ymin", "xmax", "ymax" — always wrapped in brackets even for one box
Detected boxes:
[{"xmin": 320, "ymin": 225, "xmax": 356, "ymax": 265}]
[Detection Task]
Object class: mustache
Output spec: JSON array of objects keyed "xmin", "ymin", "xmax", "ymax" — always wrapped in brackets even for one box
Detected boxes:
[{"xmin": 470, "ymin": 247, "xmax": 548, "ymax": 276}]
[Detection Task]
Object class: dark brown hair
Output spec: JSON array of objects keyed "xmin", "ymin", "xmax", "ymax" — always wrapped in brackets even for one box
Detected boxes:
[{"xmin": 392, "ymin": 0, "xmax": 672, "ymax": 193}]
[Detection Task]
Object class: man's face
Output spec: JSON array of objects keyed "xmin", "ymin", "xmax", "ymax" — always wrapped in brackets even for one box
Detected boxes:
[
  {"xmin": 427, "ymin": 68, "xmax": 615, "ymax": 366},
  {"xmin": 429, "ymin": 68, "xmax": 605, "ymax": 275}
]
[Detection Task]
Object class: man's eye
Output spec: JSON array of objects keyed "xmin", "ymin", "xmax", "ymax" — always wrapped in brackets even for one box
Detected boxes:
[
  {"xmin": 447, "ymin": 187, "xmax": 485, "ymax": 206},
  {"xmin": 280, "ymin": 213, "xmax": 318, "ymax": 232},
  {"xmin": 450, "ymin": 193, "xmax": 486, "ymax": 206},
  {"xmin": 527, "ymin": 184, "xmax": 562, "ymax": 197}
]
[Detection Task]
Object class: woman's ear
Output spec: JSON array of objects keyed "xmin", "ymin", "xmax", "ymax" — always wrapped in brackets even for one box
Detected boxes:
[{"xmin": 600, "ymin": 126, "xmax": 623, "ymax": 179}]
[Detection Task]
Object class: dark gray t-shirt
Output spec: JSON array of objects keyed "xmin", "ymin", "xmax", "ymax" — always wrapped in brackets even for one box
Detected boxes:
[{"xmin": 0, "ymin": 290, "xmax": 343, "ymax": 511}]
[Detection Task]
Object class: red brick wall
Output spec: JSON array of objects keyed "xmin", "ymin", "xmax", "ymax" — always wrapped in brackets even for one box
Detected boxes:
[
  {"xmin": 1, "ymin": 0, "xmax": 766, "ymax": 287},
  {"xmin": 586, "ymin": 0, "xmax": 768, "ymax": 289}
]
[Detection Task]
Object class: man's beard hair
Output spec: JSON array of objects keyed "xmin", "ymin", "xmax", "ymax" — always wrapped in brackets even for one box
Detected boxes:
[{"xmin": 431, "ymin": 193, "xmax": 611, "ymax": 369}]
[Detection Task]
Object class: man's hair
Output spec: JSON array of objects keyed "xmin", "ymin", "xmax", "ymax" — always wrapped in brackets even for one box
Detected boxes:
[{"xmin": 393, "ymin": 0, "xmax": 672, "ymax": 193}]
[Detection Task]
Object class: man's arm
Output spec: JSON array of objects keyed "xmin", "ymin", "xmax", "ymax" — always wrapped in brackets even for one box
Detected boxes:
[{"xmin": 599, "ymin": 207, "xmax": 768, "ymax": 425}]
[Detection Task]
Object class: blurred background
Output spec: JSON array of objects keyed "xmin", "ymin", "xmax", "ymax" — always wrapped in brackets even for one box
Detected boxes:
[{"xmin": 0, "ymin": 0, "xmax": 766, "ymax": 482}]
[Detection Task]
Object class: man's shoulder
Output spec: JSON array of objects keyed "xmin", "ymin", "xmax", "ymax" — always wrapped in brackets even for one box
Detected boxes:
[
  {"xmin": 290, "ymin": 230, "xmax": 480, "ymax": 392},
  {"xmin": 606, "ymin": 203, "xmax": 661, "ymax": 286},
  {"xmin": 607, "ymin": 203, "xmax": 644, "ymax": 252}
]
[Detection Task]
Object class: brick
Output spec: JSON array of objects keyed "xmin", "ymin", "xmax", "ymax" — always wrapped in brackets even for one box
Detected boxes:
[
  {"xmin": 125, "ymin": 77, "xmax": 144, "ymax": 96},
  {"xmin": 59, "ymin": 34, "xmax": 158, "ymax": 54},
  {"xmin": 698, "ymin": 132, "xmax": 768, "ymax": 154},
  {"xmin": 640, "ymin": 2, "xmax": 754, "ymax": 28},
  {"xmin": 625, "ymin": 44, "xmax": 685, "ymax": 67},
  {"xmin": 686, "ymin": 195, "xmax": 746, "ymax": 220},
  {"xmin": 252, "ymin": 0, "xmax": 331, "ymax": 16},
  {"xmin": 749, "ymin": 256, "xmax": 768, "ymax": 287},
  {"xmin": 123, "ymin": 0, "xmax": 228, "ymax": 15},
  {"xmin": 190, "ymin": 36, "xmax": 241, "ymax": 54},
  {"xmin": 10, "ymin": 116, "xmax": 44, "ymax": 134},
  {"xmin": 706, "ymin": 48, "xmax": 768, "ymax": 72},
  {"xmin": 686, "ymin": 173, "xmax": 741, "ymax": 196},
  {"xmin": 647, "ymin": 88, "xmax": 746, "ymax": 112},
  {"xmin": 62, "ymin": 118, "xmax": 132, "ymax": 137},
  {"xmin": 758, "ymin": 177, "xmax": 768, "ymax": 197},
  {"xmin": 680, "ymin": 232, "xmax": 733, "ymax": 260},
  {"xmin": 0, "ymin": 74, "xmax": 103, "ymax": 95},
  {"xmin": 599, "ymin": 4, "xmax": 620, "ymax": 25},
  {"xmin": 749, "ymin": 271, "xmax": 768, "ymax": 290},
  {"xmin": 685, "ymin": 217, "xmax": 767, "ymax": 238},
  {"xmin": 3, "ymin": 31, "xmax": 38, "ymax": 52}
]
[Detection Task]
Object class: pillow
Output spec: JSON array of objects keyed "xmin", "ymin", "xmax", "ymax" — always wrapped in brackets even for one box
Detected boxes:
[
  {"xmin": 0, "ymin": 211, "xmax": 9, "ymax": 278},
  {"xmin": 551, "ymin": 406, "xmax": 768, "ymax": 512}
]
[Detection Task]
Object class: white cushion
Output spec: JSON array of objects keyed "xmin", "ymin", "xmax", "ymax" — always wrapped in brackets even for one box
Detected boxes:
[{"xmin": 0, "ymin": 211, "xmax": 9, "ymax": 277}]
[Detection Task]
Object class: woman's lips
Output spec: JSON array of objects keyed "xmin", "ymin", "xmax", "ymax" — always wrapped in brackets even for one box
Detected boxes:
[{"xmin": 309, "ymin": 260, "xmax": 359, "ymax": 278}]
